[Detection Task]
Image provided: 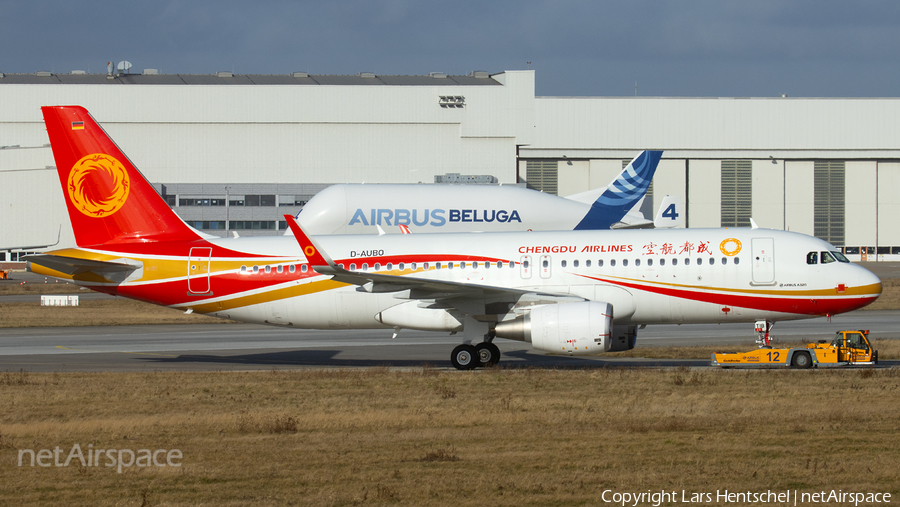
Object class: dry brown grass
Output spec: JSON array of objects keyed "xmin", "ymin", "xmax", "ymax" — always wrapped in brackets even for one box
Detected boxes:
[
  {"xmin": 0, "ymin": 300, "xmax": 233, "ymax": 328},
  {"xmin": 1, "ymin": 368, "xmax": 899, "ymax": 506}
]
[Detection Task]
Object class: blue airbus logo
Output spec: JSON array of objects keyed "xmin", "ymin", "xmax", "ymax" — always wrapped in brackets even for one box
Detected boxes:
[{"xmin": 348, "ymin": 208, "xmax": 522, "ymax": 227}]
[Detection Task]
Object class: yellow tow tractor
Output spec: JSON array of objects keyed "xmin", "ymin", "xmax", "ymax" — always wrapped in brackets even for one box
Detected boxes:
[{"xmin": 711, "ymin": 330, "xmax": 878, "ymax": 369}]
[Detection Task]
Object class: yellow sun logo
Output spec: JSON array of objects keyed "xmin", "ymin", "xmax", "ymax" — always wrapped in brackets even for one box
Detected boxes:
[
  {"xmin": 67, "ymin": 154, "xmax": 130, "ymax": 218},
  {"xmin": 720, "ymin": 238, "xmax": 742, "ymax": 256}
]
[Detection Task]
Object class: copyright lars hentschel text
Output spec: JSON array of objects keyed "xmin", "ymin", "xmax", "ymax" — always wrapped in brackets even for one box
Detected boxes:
[{"xmin": 602, "ymin": 489, "xmax": 892, "ymax": 506}]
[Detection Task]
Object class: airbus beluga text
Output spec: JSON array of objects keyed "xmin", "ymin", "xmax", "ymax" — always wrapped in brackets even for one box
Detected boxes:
[
  {"xmin": 293, "ymin": 151, "xmax": 679, "ymax": 235},
  {"xmin": 28, "ymin": 106, "xmax": 882, "ymax": 370}
]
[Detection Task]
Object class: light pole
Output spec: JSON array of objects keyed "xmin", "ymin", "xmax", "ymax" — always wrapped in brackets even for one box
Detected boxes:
[{"xmin": 225, "ymin": 186, "xmax": 231, "ymax": 236}]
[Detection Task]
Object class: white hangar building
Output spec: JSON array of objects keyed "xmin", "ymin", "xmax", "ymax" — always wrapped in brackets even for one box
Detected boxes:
[{"xmin": 1, "ymin": 69, "xmax": 899, "ymax": 262}]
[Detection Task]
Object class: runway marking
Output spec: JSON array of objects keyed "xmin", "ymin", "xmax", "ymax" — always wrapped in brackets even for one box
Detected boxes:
[{"xmin": 55, "ymin": 345, "xmax": 178, "ymax": 357}]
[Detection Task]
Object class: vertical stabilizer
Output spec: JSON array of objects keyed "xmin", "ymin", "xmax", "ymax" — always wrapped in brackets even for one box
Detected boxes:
[
  {"xmin": 569, "ymin": 150, "xmax": 663, "ymax": 230},
  {"xmin": 41, "ymin": 106, "xmax": 200, "ymax": 246}
]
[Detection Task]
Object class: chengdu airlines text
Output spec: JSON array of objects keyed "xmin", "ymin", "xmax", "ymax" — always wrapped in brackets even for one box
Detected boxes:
[{"xmin": 602, "ymin": 488, "xmax": 892, "ymax": 506}]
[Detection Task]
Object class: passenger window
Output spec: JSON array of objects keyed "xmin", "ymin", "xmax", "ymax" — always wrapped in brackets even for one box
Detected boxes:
[
  {"xmin": 423, "ymin": 263, "xmax": 429, "ymax": 269},
  {"xmin": 484, "ymin": 262, "xmax": 489, "ymax": 269},
  {"xmin": 708, "ymin": 258, "xmax": 714, "ymax": 265},
  {"xmin": 362, "ymin": 263, "xmax": 368, "ymax": 271},
  {"xmin": 647, "ymin": 259, "xmax": 653, "ymax": 266},
  {"xmin": 387, "ymin": 263, "xmax": 393, "ymax": 270},
  {"xmin": 610, "ymin": 259, "xmax": 616, "ymax": 267},
  {"xmin": 573, "ymin": 260, "xmax": 579, "ymax": 268},
  {"xmin": 523, "ymin": 260, "xmax": 529, "ymax": 268},
  {"xmin": 265, "ymin": 265, "xmax": 271, "ymax": 273},
  {"xmin": 660, "ymin": 258, "xmax": 665, "ymax": 266},
  {"xmin": 253, "ymin": 265, "xmax": 259, "ymax": 273},
  {"xmin": 411, "ymin": 262, "xmax": 417, "ymax": 270},
  {"xmin": 399, "ymin": 262, "xmax": 405, "ymax": 270},
  {"xmin": 375, "ymin": 263, "xmax": 381, "ymax": 270},
  {"xmin": 508, "ymin": 261, "xmax": 514, "ymax": 268},
  {"xmin": 635, "ymin": 259, "xmax": 641, "ymax": 266},
  {"xmin": 436, "ymin": 263, "xmax": 442, "ymax": 270},
  {"xmin": 561, "ymin": 260, "xmax": 567, "ymax": 268},
  {"xmin": 598, "ymin": 259, "xmax": 604, "ymax": 267},
  {"xmin": 240, "ymin": 265, "xmax": 247, "ymax": 273},
  {"xmin": 586, "ymin": 260, "xmax": 591, "ymax": 268},
  {"xmin": 623, "ymin": 259, "xmax": 629, "ymax": 267},
  {"xmin": 734, "ymin": 257, "xmax": 741, "ymax": 265},
  {"xmin": 672, "ymin": 259, "xmax": 678, "ymax": 266},
  {"xmin": 289, "ymin": 265, "xmax": 295, "ymax": 273},
  {"xmin": 448, "ymin": 263, "xmax": 454, "ymax": 269},
  {"xmin": 721, "ymin": 257, "xmax": 727, "ymax": 265},
  {"xmin": 301, "ymin": 264, "xmax": 308, "ymax": 273},
  {"xmin": 807, "ymin": 251, "xmax": 818, "ymax": 265},
  {"xmin": 350, "ymin": 263, "xmax": 356, "ymax": 270}
]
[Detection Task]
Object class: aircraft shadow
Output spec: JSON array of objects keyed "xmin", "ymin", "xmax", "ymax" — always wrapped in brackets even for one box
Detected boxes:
[{"xmin": 138, "ymin": 348, "xmax": 710, "ymax": 369}]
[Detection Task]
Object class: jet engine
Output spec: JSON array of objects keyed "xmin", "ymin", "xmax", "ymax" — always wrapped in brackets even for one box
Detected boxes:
[{"xmin": 494, "ymin": 301, "xmax": 613, "ymax": 354}]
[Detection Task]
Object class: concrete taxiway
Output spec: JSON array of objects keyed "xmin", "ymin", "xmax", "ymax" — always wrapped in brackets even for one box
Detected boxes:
[{"xmin": 1, "ymin": 310, "xmax": 897, "ymax": 372}]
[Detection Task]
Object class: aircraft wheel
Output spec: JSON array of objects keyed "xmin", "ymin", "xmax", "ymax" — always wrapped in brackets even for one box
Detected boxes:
[
  {"xmin": 791, "ymin": 351, "xmax": 812, "ymax": 369},
  {"xmin": 451, "ymin": 344, "xmax": 478, "ymax": 370},
  {"xmin": 475, "ymin": 342, "xmax": 501, "ymax": 367}
]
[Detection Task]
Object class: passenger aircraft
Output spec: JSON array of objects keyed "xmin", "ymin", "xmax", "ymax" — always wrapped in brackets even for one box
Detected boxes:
[
  {"xmin": 27, "ymin": 106, "xmax": 882, "ymax": 369},
  {"xmin": 293, "ymin": 151, "xmax": 673, "ymax": 235}
]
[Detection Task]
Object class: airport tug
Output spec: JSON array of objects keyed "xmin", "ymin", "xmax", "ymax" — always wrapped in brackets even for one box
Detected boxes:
[{"xmin": 711, "ymin": 329, "xmax": 878, "ymax": 369}]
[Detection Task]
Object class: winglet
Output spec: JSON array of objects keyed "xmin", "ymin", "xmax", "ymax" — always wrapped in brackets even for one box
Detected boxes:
[{"xmin": 283, "ymin": 214, "xmax": 335, "ymax": 269}]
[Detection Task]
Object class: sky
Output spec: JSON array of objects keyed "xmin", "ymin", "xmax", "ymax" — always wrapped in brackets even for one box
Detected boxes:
[{"xmin": 3, "ymin": 0, "xmax": 900, "ymax": 97}]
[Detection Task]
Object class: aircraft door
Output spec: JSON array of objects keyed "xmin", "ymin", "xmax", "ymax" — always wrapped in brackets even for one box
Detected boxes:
[
  {"xmin": 520, "ymin": 255, "xmax": 532, "ymax": 279},
  {"xmin": 539, "ymin": 255, "xmax": 552, "ymax": 279},
  {"xmin": 188, "ymin": 247, "xmax": 212, "ymax": 294},
  {"xmin": 751, "ymin": 238, "xmax": 775, "ymax": 284}
]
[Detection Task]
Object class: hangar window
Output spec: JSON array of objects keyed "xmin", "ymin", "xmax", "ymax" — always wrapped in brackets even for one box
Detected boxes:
[
  {"xmin": 721, "ymin": 160, "xmax": 752, "ymax": 227},
  {"xmin": 814, "ymin": 161, "xmax": 845, "ymax": 246}
]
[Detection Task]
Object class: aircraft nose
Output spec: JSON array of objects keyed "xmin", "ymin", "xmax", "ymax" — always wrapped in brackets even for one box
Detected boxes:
[{"xmin": 854, "ymin": 264, "xmax": 882, "ymax": 298}]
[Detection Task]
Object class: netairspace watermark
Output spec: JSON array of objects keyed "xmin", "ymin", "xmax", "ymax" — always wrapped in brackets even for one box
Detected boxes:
[
  {"xmin": 602, "ymin": 489, "xmax": 892, "ymax": 507},
  {"xmin": 18, "ymin": 444, "xmax": 182, "ymax": 474}
]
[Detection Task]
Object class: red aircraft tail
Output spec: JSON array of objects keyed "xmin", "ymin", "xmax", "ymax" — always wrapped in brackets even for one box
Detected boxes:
[{"xmin": 42, "ymin": 106, "xmax": 200, "ymax": 247}]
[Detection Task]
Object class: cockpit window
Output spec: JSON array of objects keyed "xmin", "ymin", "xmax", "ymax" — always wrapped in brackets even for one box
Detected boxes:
[
  {"xmin": 820, "ymin": 251, "xmax": 836, "ymax": 264},
  {"xmin": 806, "ymin": 252, "xmax": 818, "ymax": 265},
  {"xmin": 832, "ymin": 251, "xmax": 850, "ymax": 263}
]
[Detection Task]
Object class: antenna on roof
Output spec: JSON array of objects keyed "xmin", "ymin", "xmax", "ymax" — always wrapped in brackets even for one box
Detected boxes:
[{"xmin": 107, "ymin": 62, "xmax": 114, "ymax": 79}]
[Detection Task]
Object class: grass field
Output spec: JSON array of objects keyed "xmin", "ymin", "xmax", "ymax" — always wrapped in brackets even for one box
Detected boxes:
[{"xmin": 2, "ymin": 367, "xmax": 899, "ymax": 506}]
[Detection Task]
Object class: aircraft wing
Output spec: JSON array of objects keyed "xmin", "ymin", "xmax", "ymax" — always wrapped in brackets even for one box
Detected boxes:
[{"xmin": 282, "ymin": 214, "xmax": 584, "ymax": 304}]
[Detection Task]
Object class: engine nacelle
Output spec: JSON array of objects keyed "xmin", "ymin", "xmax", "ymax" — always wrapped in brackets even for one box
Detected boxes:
[
  {"xmin": 494, "ymin": 301, "xmax": 613, "ymax": 355},
  {"xmin": 608, "ymin": 325, "xmax": 638, "ymax": 352}
]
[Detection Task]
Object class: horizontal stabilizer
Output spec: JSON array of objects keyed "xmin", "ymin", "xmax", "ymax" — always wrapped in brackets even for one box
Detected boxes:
[{"xmin": 24, "ymin": 254, "xmax": 139, "ymax": 276}]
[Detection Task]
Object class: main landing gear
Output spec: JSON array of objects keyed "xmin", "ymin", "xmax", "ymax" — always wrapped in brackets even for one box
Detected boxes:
[{"xmin": 450, "ymin": 338, "xmax": 501, "ymax": 370}]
